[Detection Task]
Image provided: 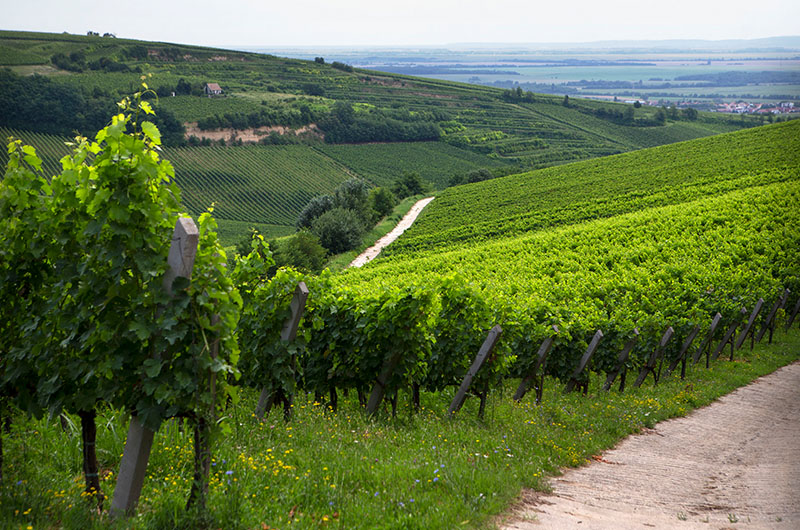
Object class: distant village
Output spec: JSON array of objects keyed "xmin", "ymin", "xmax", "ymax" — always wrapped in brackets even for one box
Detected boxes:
[{"xmin": 625, "ymin": 98, "xmax": 798, "ymax": 115}]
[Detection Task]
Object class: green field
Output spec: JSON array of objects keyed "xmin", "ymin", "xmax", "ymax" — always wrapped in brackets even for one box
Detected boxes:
[{"xmin": 339, "ymin": 122, "xmax": 800, "ymax": 376}]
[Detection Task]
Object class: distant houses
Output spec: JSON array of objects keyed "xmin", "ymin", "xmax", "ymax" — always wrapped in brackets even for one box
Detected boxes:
[{"xmin": 204, "ymin": 83, "xmax": 223, "ymax": 97}]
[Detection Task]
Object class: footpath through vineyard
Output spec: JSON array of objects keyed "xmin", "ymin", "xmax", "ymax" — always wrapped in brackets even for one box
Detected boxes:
[
  {"xmin": 348, "ymin": 196, "xmax": 435, "ymax": 268},
  {"xmin": 503, "ymin": 362, "xmax": 800, "ymax": 529}
]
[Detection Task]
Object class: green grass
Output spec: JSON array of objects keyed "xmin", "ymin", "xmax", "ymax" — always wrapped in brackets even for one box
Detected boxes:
[
  {"xmin": 215, "ymin": 219, "xmax": 295, "ymax": 248},
  {"xmin": 2, "ymin": 326, "xmax": 798, "ymax": 529}
]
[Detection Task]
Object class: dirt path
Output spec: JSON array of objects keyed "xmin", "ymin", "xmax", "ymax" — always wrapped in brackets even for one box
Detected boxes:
[
  {"xmin": 348, "ymin": 197, "xmax": 434, "ymax": 268},
  {"xmin": 503, "ymin": 362, "xmax": 800, "ymax": 529}
]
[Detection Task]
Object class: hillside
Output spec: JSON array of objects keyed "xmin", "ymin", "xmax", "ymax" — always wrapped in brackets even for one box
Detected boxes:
[
  {"xmin": 338, "ymin": 122, "xmax": 799, "ymax": 375},
  {"xmin": 0, "ymin": 29, "xmax": 772, "ymax": 244},
  {"xmin": 381, "ymin": 121, "xmax": 800, "ymax": 258}
]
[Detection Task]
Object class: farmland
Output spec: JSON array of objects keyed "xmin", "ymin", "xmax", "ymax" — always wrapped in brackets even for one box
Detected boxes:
[
  {"xmin": 2, "ymin": 30, "xmax": 784, "ymax": 246},
  {"xmin": 2, "ymin": 105, "xmax": 799, "ymax": 529},
  {"xmin": 0, "ymin": 127, "xmax": 501, "ymax": 242},
  {"xmin": 381, "ymin": 121, "xmax": 800, "ymax": 257},
  {"xmin": 2, "ymin": 28, "xmax": 800, "ymax": 530}
]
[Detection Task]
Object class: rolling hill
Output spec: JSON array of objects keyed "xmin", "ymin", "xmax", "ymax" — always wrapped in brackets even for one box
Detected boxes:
[{"xmin": 0, "ymin": 29, "xmax": 775, "ymax": 245}]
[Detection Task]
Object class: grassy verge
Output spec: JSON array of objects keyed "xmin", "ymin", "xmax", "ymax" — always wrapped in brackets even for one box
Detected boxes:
[
  {"xmin": 324, "ymin": 194, "xmax": 427, "ymax": 272},
  {"xmin": 2, "ymin": 327, "xmax": 798, "ymax": 529}
]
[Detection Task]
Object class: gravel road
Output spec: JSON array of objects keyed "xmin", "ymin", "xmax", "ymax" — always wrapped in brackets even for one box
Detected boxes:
[
  {"xmin": 504, "ymin": 362, "xmax": 800, "ymax": 529},
  {"xmin": 348, "ymin": 197, "xmax": 434, "ymax": 268}
]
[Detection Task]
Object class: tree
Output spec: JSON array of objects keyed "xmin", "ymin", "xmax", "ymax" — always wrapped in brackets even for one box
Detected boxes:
[
  {"xmin": 623, "ymin": 106, "xmax": 635, "ymax": 124},
  {"xmin": 633, "ymin": 100, "xmax": 642, "ymax": 109},
  {"xmin": 334, "ymin": 178, "xmax": 371, "ymax": 227},
  {"xmin": 311, "ymin": 208, "xmax": 365, "ymax": 254},
  {"xmin": 681, "ymin": 107, "xmax": 698, "ymax": 121},
  {"xmin": 176, "ymin": 78, "xmax": 193, "ymax": 95},
  {"xmin": 297, "ymin": 194, "xmax": 334, "ymax": 230},
  {"xmin": 273, "ymin": 230, "xmax": 328, "ymax": 273},
  {"xmin": 368, "ymin": 187, "xmax": 397, "ymax": 219},
  {"xmin": 392, "ymin": 172, "xmax": 425, "ymax": 199}
]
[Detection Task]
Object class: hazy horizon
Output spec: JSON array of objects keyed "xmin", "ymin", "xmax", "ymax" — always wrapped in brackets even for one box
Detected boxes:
[{"xmin": 5, "ymin": 0, "xmax": 800, "ymax": 48}]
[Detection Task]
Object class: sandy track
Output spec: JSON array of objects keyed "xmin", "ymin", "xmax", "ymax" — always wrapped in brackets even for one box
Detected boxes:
[
  {"xmin": 348, "ymin": 197, "xmax": 434, "ymax": 268},
  {"xmin": 504, "ymin": 362, "xmax": 800, "ymax": 529}
]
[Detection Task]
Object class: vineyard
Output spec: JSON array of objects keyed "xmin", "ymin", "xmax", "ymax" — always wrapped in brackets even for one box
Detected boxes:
[
  {"xmin": 2, "ymin": 34, "xmax": 800, "ymax": 529},
  {"xmin": 1, "ymin": 29, "xmax": 767, "ymax": 175},
  {"xmin": 383, "ymin": 121, "xmax": 800, "ymax": 257},
  {"xmin": 0, "ymin": 128, "xmax": 358, "ymax": 241},
  {"xmin": 0, "ymin": 127, "xmax": 515, "ymax": 244},
  {"xmin": 0, "ymin": 100, "xmax": 800, "ymax": 528},
  {"xmin": 315, "ymin": 141, "xmax": 506, "ymax": 189}
]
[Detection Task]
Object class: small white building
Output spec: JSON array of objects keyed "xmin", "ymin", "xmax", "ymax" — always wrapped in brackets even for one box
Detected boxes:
[{"xmin": 204, "ymin": 83, "xmax": 223, "ymax": 97}]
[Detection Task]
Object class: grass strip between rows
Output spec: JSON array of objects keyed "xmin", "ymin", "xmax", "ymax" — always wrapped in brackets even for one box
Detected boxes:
[{"xmin": 2, "ymin": 326, "xmax": 799, "ymax": 529}]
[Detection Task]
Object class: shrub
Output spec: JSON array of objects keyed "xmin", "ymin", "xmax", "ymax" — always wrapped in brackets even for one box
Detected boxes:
[{"xmin": 311, "ymin": 207, "xmax": 365, "ymax": 254}]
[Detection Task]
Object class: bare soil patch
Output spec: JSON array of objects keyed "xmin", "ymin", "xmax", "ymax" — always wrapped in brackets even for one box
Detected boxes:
[
  {"xmin": 183, "ymin": 123, "xmax": 321, "ymax": 143},
  {"xmin": 503, "ymin": 362, "xmax": 800, "ymax": 529}
]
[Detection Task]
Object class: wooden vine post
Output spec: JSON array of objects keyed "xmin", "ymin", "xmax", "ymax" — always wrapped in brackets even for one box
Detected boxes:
[
  {"xmin": 734, "ymin": 298, "xmax": 764, "ymax": 351},
  {"xmin": 711, "ymin": 307, "xmax": 747, "ymax": 361},
  {"xmin": 255, "ymin": 282, "xmax": 309, "ymax": 420},
  {"xmin": 448, "ymin": 325, "xmax": 502, "ymax": 418},
  {"xmin": 756, "ymin": 289, "xmax": 789, "ymax": 344},
  {"xmin": 785, "ymin": 295, "xmax": 800, "ymax": 331},
  {"xmin": 513, "ymin": 325, "xmax": 559, "ymax": 403},
  {"xmin": 634, "ymin": 326, "xmax": 674, "ymax": 387},
  {"xmin": 367, "ymin": 352, "xmax": 404, "ymax": 417},
  {"xmin": 603, "ymin": 329, "xmax": 639, "ymax": 391},
  {"xmin": 564, "ymin": 330, "xmax": 603, "ymax": 394},
  {"xmin": 111, "ymin": 217, "xmax": 199, "ymax": 517},
  {"xmin": 664, "ymin": 325, "xmax": 700, "ymax": 380},
  {"xmin": 693, "ymin": 312, "xmax": 722, "ymax": 367}
]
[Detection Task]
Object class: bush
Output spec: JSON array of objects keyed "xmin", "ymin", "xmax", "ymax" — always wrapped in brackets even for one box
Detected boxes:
[
  {"xmin": 297, "ymin": 194, "xmax": 334, "ymax": 230},
  {"xmin": 311, "ymin": 207, "xmax": 365, "ymax": 254},
  {"xmin": 368, "ymin": 187, "xmax": 397, "ymax": 219},
  {"xmin": 272, "ymin": 230, "xmax": 328, "ymax": 273},
  {"xmin": 392, "ymin": 172, "xmax": 425, "ymax": 199}
]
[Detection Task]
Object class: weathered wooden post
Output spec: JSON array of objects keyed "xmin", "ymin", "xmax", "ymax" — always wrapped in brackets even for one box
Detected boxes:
[
  {"xmin": 755, "ymin": 291, "xmax": 785, "ymax": 343},
  {"xmin": 448, "ymin": 325, "xmax": 502, "ymax": 417},
  {"xmin": 367, "ymin": 352, "xmax": 404, "ymax": 417},
  {"xmin": 734, "ymin": 298, "xmax": 764, "ymax": 351},
  {"xmin": 761, "ymin": 289, "xmax": 790, "ymax": 344},
  {"xmin": 634, "ymin": 326, "xmax": 674, "ymax": 387},
  {"xmin": 784, "ymin": 296, "xmax": 800, "ymax": 331},
  {"xmin": 513, "ymin": 325, "xmax": 559, "ymax": 402},
  {"xmin": 564, "ymin": 330, "xmax": 603, "ymax": 394},
  {"xmin": 711, "ymin": 307, "xmax": 747, "ymax": 361},
  {"xmin": 693, "ymin": 313, "xmax": 722, "ymax": 367},
  {"xmin": 603, "ymin": 329, "xmax": 639, "ymax": 391},
  {"xmin": 255, "ymin": 282, "xmax": 309, "ymax": 419},
  {"xmin": 664, "ymin": 325, "xmax": 700, "ymax": 380},
  {"xmin": 111, "ymin": 217, "xmax": 198, "ymax": 517}
]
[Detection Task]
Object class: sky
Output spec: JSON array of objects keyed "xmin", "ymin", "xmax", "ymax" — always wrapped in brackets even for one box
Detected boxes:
[{"xmin": 3, "ymin": 0, "xmax": 799, "ymax": 48}]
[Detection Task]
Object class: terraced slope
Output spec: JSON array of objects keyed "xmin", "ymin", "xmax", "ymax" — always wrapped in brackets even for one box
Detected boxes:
[{"xmin": 1, "ymin": 30, "xmax": 759, "ymax": 173}]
